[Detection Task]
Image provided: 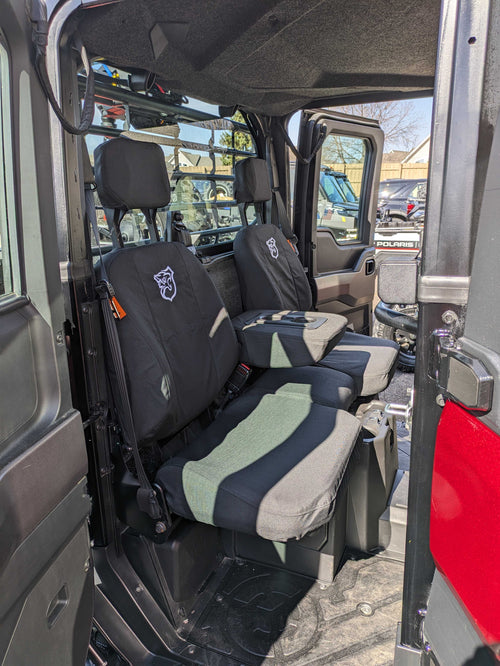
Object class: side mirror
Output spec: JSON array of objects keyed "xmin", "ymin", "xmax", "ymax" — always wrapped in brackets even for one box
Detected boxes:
[{"xmin": 378, "ymin": 256, "xmax": 419, "ymax": 305}]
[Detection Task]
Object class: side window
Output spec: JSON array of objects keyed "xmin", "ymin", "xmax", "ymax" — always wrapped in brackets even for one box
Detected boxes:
[
  {"xmin": 0, "ymin": 41, "xmax": 14, "ymax": 296},
  {"xmin": 316, "ymin": 134, "xmax": 368, "ymax": 243}
]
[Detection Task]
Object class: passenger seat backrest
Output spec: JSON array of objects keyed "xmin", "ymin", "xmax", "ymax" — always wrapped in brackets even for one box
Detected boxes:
[
  {"xmin": 233, "ymin": 157, "xmax": 313, "ymax": 312},
  {"xmin": 95, "ymin": 137, "xmax": 171, "ymax": 210},
  {"xmin": 94, "ymin": 138, "xmax": 239, "ymax": 445}
]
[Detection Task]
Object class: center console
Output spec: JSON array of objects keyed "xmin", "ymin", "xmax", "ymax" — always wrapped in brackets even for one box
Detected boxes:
[{"xmin": 231, "ymin": 309, "xmax": 347, "ymax": 368}]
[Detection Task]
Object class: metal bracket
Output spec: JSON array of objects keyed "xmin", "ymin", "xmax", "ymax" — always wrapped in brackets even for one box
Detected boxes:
[
  {"xmin": 418, "ymin": 275, "xmax": 470, "ymax": 305},
  {"xmin": 385, "ymin": 387, "xmax": 414, "ymax": 435},
  {"xmin": 429, "ymin": 329, "xmax": 493, "ymax": 412},
  {"xmin": 429, "ymin": 329, "xmax": 456, "ymax": 382},
  {"xmin": 394, "ymin": 624, "xmax": 428, "ymax": 666}
]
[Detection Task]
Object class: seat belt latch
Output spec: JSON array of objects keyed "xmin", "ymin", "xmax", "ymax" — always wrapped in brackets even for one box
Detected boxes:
[
  {"xmin": 226, "ymin": 363, "xmax": 251, "ymax": 398},
  {"xmin": 137, "ymin": 487, "xmax": 163, "ymax": 521}
]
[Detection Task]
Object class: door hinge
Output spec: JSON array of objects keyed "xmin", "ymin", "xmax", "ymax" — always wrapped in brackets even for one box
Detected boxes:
[{"xmin": 430, "ymin": 330, "xmax": 493, "ymax": 412}]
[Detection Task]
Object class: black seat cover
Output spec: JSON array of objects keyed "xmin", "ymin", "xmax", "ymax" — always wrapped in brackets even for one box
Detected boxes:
[
  {"xmin": 234, "ymin": 224, "xmax": 312, "ymax": 311},
  {"xmin": 94, "ymin": 138, "xmax": 361, "ymax": 541},
  {"xmin": 101, "ymin": 242, "xmax": 239, "ymax": 443},
  {"xmin": 232, "ymin": 157, "xmax": 399, "ymax": 396}
]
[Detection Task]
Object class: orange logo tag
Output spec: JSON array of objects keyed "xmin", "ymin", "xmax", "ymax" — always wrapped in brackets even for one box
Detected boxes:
[{"xmin": 109, "ymin": 296, "xmax": 126, "ymax": 320}]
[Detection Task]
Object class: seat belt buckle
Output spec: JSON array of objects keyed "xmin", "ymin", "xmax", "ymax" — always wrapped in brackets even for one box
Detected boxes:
[
  {"xmin": 226, "ymin": 363, "xmax": 251, "ymax": 397},
  {"xmin": 153, "ymin": 483, "xmax": 173, "ymax": 529}
]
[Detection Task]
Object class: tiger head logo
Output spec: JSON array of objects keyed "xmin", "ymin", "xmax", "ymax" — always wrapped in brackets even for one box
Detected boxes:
[
  {"xmin": 153, "ymin": 266, "xmax": 177, "ymax": 302},
  {"xmin": 266, "ymin": 237, "xmax": 279, "ymax": 259}
]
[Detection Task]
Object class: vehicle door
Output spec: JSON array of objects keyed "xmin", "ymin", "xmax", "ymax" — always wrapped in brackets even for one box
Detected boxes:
[
  {"xmin": 294, "ymin": 110, "xmax": 384, "ymax": 333},
  {"xmin": 421, "ymin": 111, "xmax": 500, "ymax": 665},
  {"xmin": 0, "ymin": 3, "xmax": 92, "ymax": 664}
]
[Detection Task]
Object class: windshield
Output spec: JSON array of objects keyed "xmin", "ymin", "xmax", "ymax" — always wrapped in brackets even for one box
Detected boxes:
[
  {"xmin": 320, "ymin": 172, "xmax": 346, "ymax": 204},
  {"xmin": 335, "ymin": 176, "xmax": 357, "ymax": 203}
]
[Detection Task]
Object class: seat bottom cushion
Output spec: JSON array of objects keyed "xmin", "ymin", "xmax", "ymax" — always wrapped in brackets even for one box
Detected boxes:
[
  {"xmin": 250, "ymin": 366, "xmax": 356, "ymax": 410},
  {"xmin": 156, "ymin": 392, "xmax": 361, "ymax": 541},
  {"xmin": 318, "ymin": 331, "xmax": 399, "ymax": 396}
]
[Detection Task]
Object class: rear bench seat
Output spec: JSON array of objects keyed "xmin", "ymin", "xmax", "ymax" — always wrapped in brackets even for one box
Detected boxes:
[
  {"xmin": 93, "ymin": 137, "xmax": 361, "ymax": 542},
  {"xmin": 232, "ymin": 157, "xmax": 400, "ymax": 397}
]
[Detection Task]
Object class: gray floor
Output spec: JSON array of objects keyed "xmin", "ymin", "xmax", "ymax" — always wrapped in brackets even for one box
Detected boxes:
[{"xmin": 189, "ymin": 557, "xmax": 405, "ymax": 665}]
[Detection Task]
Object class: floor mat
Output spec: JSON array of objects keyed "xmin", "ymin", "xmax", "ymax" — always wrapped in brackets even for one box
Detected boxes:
[{"xmin": 188, "ymin": 555, "xmax": 404, "ymax": 665}]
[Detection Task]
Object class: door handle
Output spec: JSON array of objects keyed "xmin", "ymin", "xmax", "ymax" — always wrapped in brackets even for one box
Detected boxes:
[
  {"xmin": 46, "ymin": 584, "xmax": 69, "ymax": 628},
  {"xmin": 365, "ymin": 258, "xmax": 376, "ymax": 276}
]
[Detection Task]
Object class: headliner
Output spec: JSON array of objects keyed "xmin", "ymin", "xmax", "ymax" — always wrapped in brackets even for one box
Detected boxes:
[{"xmin": 77, "ymin": 0, "xmax": 441, "ymax": 116}]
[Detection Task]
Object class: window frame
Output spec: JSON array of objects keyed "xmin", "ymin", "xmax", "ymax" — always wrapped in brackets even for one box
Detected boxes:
[
  {"xmin": 0, "ymin": 35, "xmax": 20, "ymax": 300},
  {"xmin": 315, "ymin": 132, "xmax": 371, "ymax": 246}
]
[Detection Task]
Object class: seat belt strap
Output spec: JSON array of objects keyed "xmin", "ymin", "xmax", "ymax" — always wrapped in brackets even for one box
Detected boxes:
[
  {"xmin": 215, "ymin": 363, "xmax": 252, "ymax": 416},
  {"xmin": 141, "ymin": 207, "xmax": 161, "ymax": 242},
  {"xmin": 273, "ymin": 187, "xmax": 299, "ymax": 252},
  {"xmin": 266, "ymin": 134, "xmax": 299, "ymax": 253},
  {"xmin": 85, "ymin": 183, "xmax": 165, "ymax": 523}
]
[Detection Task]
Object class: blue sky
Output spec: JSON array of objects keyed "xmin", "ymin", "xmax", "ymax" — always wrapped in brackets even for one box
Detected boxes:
[{"xmin": 412, "ymin": 97, "xmax": 434, "ymax": 145}]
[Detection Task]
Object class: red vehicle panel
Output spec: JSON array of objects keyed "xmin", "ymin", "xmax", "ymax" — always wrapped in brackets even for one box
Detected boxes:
[{"xmin": 430, "ymin": 401, "xmax": 500, "ymax": 645}]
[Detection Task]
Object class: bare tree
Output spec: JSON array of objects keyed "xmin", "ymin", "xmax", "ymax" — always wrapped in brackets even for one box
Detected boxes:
[
  {"xmin": 322, "ymin": 134, "xmax": 366, "ymax": 165},
  {"xmin": 334, "ymin": 101, "xmax": 422, "ymax": 153}
]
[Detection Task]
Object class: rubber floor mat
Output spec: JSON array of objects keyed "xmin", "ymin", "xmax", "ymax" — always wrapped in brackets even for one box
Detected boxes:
[{"xmin": 188, "ymin": 555, "xmax": 404, "ymax": 665}]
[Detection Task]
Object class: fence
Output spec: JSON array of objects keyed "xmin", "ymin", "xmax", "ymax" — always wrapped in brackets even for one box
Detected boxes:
[{"xmin": 327, "ymin": 162, "xmax": 429, "ymax": 195}]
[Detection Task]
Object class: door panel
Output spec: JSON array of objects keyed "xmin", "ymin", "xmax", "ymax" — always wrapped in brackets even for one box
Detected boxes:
[
  {"xmin": 2, "ymin": 521, "xmax": 93, "ymax": 666},
  {"xmin": 430, "ymin": 401, "xmax": 500, "ymax": 645},
  {"xmin": 0, "ymin": 412, "xmax": 89, "ymax": 575},
  {"xmin": 0, "ymin": 301, "xmax": 59, "ymax": 446},
  {"xmin": 0, "ymin": 3, "xmax": 92, "ymax": 663},
  {"xmin": 425, "ymin": 105, "xmax": 500, "ymax": 660},
  {"xmin": 316, "ymin": 229, "xmax": 370, "ymax": 274},
  {"xmin": 301, "ymin": 111, "xmax": 384, "ymax": 333},
  {"xmin": 314, "ymin": 248, "xmax": 377, "ymax": 332}
]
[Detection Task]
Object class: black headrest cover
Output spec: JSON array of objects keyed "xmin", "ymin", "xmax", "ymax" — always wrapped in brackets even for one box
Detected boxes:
[
  {"xmin": 234, "ymin": 157, "xmax": 272, "ymax": 203},
  {"xmin": 94, "ymin": 137, "xmax": 171, "ymax": 210}
]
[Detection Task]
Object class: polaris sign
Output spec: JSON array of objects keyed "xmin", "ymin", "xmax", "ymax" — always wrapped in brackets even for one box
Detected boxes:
[
  {"xmin": 376, "ymin": 240, "xmax": 420, "ymax": 249},
  {"xmin": 374, "ymin": 228, "xmax": 422, "ymax": 254}
]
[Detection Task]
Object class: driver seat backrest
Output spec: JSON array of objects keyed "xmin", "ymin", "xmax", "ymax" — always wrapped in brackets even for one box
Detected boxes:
[{"xmin": 94, "ymin": 137, "xmax": 239, "ymax": 445}]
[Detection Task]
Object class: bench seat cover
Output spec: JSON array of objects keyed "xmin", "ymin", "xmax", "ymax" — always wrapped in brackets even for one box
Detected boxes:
[
  {"xmin": 252, "ymin": 366, "xmax": 356, "ymax": 410},
  {"xmin": 157, "ymin": 390, "xmax": 360, "ymax": 541},
  {"xmin": 233, "ymin": 222, "xmax": 399, "ymax": 396},
  {"xmin": 318, "ymin": 331, "xmax": 399, "ymax": 396}
]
